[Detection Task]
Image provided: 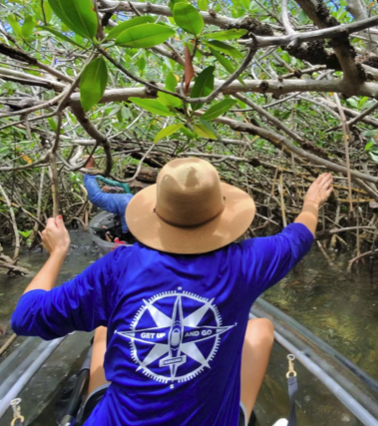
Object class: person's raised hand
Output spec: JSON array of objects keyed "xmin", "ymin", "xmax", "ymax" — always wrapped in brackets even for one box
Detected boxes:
[
  {"xmin": 83, "ymin": 155, "xmax": 95, "ymax": 170},
  {"xmin": 41, "ymin": 216, "xmax": 70, "ymax": 256},
  {"xmin": 304, "ymin": 173, "xmax": 333, "ymax": 208}
]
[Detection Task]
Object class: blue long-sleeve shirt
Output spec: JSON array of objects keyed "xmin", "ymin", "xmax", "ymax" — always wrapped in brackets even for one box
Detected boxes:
[
  {"xmin": 84, "ymin": 175, "xmax": 133, "ymax": 232},
  {"xmin": 12, "ymin": 223, "xmax": 313, "ymax": 426}
]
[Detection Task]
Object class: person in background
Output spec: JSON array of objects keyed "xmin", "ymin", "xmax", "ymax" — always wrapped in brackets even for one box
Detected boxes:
[
  {"xmin": 83, "ymin": 156, "xmax": 133, "ymax": 243},
  {"xmin": 11, "ymin": 158, "xmax": 333, "ymax": 426}
]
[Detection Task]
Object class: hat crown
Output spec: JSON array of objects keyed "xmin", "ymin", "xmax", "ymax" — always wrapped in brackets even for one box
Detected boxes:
[{"xmin": 155, "ymin": 158, "xmax": 224, "ymax": 227}]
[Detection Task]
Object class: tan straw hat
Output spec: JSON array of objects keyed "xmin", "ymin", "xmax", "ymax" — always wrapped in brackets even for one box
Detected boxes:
[{"xmin": 126, "ymin": 158, "xmax": 255, "ymax": 254}]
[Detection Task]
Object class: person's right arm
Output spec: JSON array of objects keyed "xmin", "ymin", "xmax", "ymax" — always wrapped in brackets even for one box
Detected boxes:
[
  {"xmin": 294, "ymin": 173, "xmax": 333, "ymax": 235},
  {"xmin": 240, "ymin": 173, "xmax": 333, "ymax": 295}
]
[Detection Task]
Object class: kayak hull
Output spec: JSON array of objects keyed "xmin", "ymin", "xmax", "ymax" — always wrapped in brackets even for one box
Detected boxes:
[{"xmin": 89, "ymin": 211, "xmax": 132, "ymax": 256}]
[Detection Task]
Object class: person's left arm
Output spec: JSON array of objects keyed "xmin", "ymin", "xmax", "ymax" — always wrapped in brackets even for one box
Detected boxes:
[
  {"xmin": 23, "ymin": 216, "xmax": 69, "ymax": 294},
  {"xmin": 84, "ymin": 175, "xmax": 132, "ymax": 218}
]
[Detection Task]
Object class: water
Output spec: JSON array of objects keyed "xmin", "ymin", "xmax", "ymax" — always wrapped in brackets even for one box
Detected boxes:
[
  {"xmin": 264, "ymin": 251, "xmax": 378, "ymax": 379},
  {"xmin": 0, "ymin": 233, "xmax": 376, "ymax": 425},
  {"xmin": 0, "ymin": 232, "xmax": 100, "ymax": 354}
]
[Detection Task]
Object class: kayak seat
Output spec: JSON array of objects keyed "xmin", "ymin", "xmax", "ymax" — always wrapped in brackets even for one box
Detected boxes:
[
  {"xmin": 248, "ymin": 411, "xmax": 258, "ymax": 426},
  {"xmin": 75, "ymin": 384, "xmax": 110, "ymax": 426}
]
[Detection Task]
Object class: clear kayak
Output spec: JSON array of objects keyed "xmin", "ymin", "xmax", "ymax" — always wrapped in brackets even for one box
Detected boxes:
[{"xmin": 89, "ymin": 211, "xmax": 133, "ymax": 256}]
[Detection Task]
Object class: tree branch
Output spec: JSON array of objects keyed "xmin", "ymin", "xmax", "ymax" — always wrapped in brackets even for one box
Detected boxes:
[{"xmin": 70, "ymin": 103, "xmax": 113, "ymax": 176}]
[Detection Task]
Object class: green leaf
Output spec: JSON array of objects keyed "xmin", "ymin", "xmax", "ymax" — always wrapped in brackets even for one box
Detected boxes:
[
  {"xmin": 43, "ymin": 2, "xmax": 53, "ymax": 23},
  {"xmin": 181, "ymin": 126, "xmax": 196, "ymax": 139},
  {"xmin": 298, "ymin": 9, "xmax": 309, "ymax": 24},
  {"xmin": 36, "ymin": 26, "xmax": 85, "ymax": 48},
  {"xmin": 18, "ymin": 230, "xmax": 32, "ymax": 238},
  {"xmin": 190, "ymin": 66, "xmax": 214, "ymax": 110},
  {"xmin": 32, "ymin": 1, "xmax": 53, "ymax": 23},
  {"xmin": 204, "ymin": 40, "xmax": 244, "ymax": 59},
  {"xmin": 369, "ymin": 151, "xmax": 378, "ymax": 163},
  {"xmin": 198, "ymin": 0, "xmax": 208, "ymax": 11},
  {"xmin": 365, "ymin": 141, "xmax": 374, "ymax": 151},
  {"xmin": 237, "ymin": 99, "xmax": 246, "ymax": 109},
  {"xmin": 281, "ymin": 52, "xmax": 291, "ymax": 64},
  {"xmin": 158, "ymin": 92, "xmax": 182, "ymax": 108},
  {"xmin": 203, "ymin": 29, "xmax": 247, "ymax": 41},
  {"xmin": 154, "ymin": 124, "xmax": 183, "ymax": 142},
  {"xmin": 173, "ymin": 3, "xmax": 204, "ymax": 36},
  {"xmin": 129, "ymin": 98, "xmax": 176, "ymax": 117},
  {"xmin": 107, "ymin": 16, "xmax": 154, "ymax": 39},
  {"xmin": 200, "ymin": 119, "xmax": 219, "ymax": 139},
  {"xmin": 193, "ymin": 123, "xmax": 216, "ymax": 139},
  {"xmin": 48, "ymin": 0, "xmax": 98, "ymax": 39},
  {"xmin": 361, "ymin": 100, "xmax": 376, "ymax": 110},
  {"xmin": 201, "ymin": 99, "xmax": 237, "ymax": 121},
  {"xmin": 22, "ymin": 16, "xmax": 35, "ymax": 39},
  {"xmin": 166, "ymin": 72, "xmax": 178, "ymax": 92},
  {"xmin": 347, "ymin": 98, "xmax": 358, "ymax": 109},
  {"xmin": 8, "ymin": 15, "xmax": 22, "ymax": 38},
  {"xmin": 80, "ymin": 58, "xmax": 108, "ymax": 112},
  {"xmin": 168, "ymin": 0, "xmax": 188, "ymax": 12},
  {"xmin": 210, "ymin": 48, "xmax": 235, "ymax": 73},
  {"xmin": 48, "ymin": 117, "xmax": 58, "ymax": 132},
  {"xmin": 240, "ymin": 0, "xmax": 250, "ymax": 9},
  {"xmin": 75, "ymin": 33, "xmax": 84, "ymax": 45},
  {"xmin": 158, "ymin": 72, "xmax": 182, "ymax": 108},
  {"xmin": 137, "ymin": 56, "xmax": 147, "ymax": 72},
  {"xmin": 115, "ymin": 24, "xmax": 175, "ymax": 48},
  {"xmin": 210, "ymin": 47, "xmax": 246, "ymax": 87}
]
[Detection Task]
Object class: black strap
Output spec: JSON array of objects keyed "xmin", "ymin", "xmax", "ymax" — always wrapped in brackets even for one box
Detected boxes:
[{"xmin": 287, "ymin": 375, "xmax": 298, "ymax": 426}]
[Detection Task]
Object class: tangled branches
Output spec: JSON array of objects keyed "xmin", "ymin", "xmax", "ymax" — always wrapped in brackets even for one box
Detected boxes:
[{"xmin": 1, "ymin": 0, "xmax": 378, "ymax": 268}]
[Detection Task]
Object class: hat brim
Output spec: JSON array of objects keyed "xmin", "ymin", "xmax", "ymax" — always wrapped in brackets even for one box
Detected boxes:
[{"xmin": 126, "ymin": 183, "xmax": 255, "ymax": 254}]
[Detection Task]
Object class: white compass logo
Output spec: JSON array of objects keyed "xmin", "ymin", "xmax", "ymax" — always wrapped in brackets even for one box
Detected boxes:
[{"xmin": 115, "ymin": 289, "xmax": 236, "ymax": 385}]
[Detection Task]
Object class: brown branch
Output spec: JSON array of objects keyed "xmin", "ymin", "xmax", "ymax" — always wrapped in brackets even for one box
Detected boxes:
[
  {"xmin": 295, "ymin": 0, "xmax": 363, "ymax": 86},
  {"xmin": 70, "ymin": 103, "xmax": 113, "ymax": 176},
  {"xmin": 0, "ymin": 42, "xmax": 73, "ymax": 83},
  {"xmin": 209, "ymin": 114, "xmax": 378, "ymax": 186},
  {"xmin": 0, "ymin": 182, "xmax": 20, "ymax": 260},
  {"xmin": 334, "ymin": 93, "xmax": 353, "ymax": 212}
]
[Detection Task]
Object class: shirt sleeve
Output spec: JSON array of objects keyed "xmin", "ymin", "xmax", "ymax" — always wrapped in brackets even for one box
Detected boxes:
[
  {"xmin": 84, "ymin": 174, "xmax": 132, "ymax": 218},
  {"xmin": 11, "ymin": 247, "xmax": 129, "ymax": 340},
  {"xmin": 239, "ymin": 223, "xmax": 313, "ymax": 296}
]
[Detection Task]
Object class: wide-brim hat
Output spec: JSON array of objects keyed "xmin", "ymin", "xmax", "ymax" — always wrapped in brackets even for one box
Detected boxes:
[{"xmin": 126, "ymin": 158, "xmax": 255, "ymax": 254}]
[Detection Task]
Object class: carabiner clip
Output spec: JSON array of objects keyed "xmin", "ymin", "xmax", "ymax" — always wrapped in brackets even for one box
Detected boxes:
[
  {"xmin": 286, "ymin": 354, "xmax": 297, "ymax": 378},
  {"xmin": 10, "ymin": 398, "xmax": 25, "ymax": 426}
]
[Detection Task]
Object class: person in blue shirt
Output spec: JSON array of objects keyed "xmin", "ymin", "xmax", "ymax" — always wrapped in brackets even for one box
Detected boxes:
[
  {"xmin": 12, "ymin": 158, "xmax": 333, "ymax": 426},
  {"xmin": 83, "ymin": 156, "xmax": 133, "ymax": 239}
]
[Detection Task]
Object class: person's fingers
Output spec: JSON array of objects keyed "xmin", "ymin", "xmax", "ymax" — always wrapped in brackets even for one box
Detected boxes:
[
  {"xmin": 319, "ymin": 173, "xmax": 332, "ymax": 187},
  {"xmin": 321, "ymin": 175, "xmax": 333, "ymax": 188},
  {"xmin": 319, "ymin": 172, "xmax": 331, "ymax": 183},
  {"xmin": 313, "ymin": 173, "xmax": 327, "ymax": 186},
  {"xmin": 55, "ymin": 215, "xmax": 64, "ymax": 228},
  {"xmin": 46, "ymin": 217, "xmax": 56, "ymax": 229},
  {"xmin": 325, "ymin": 187, "xmax": 333, "ymax": 197}
]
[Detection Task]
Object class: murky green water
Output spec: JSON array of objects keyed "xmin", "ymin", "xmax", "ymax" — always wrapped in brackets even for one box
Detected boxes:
[
  {"xmin": 0, "ymin": 233, "xmax": 377, "ymax": 426},
  {"xmin": 264, "ymin": 251, "xmax": 378, "ymax": 379}
]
